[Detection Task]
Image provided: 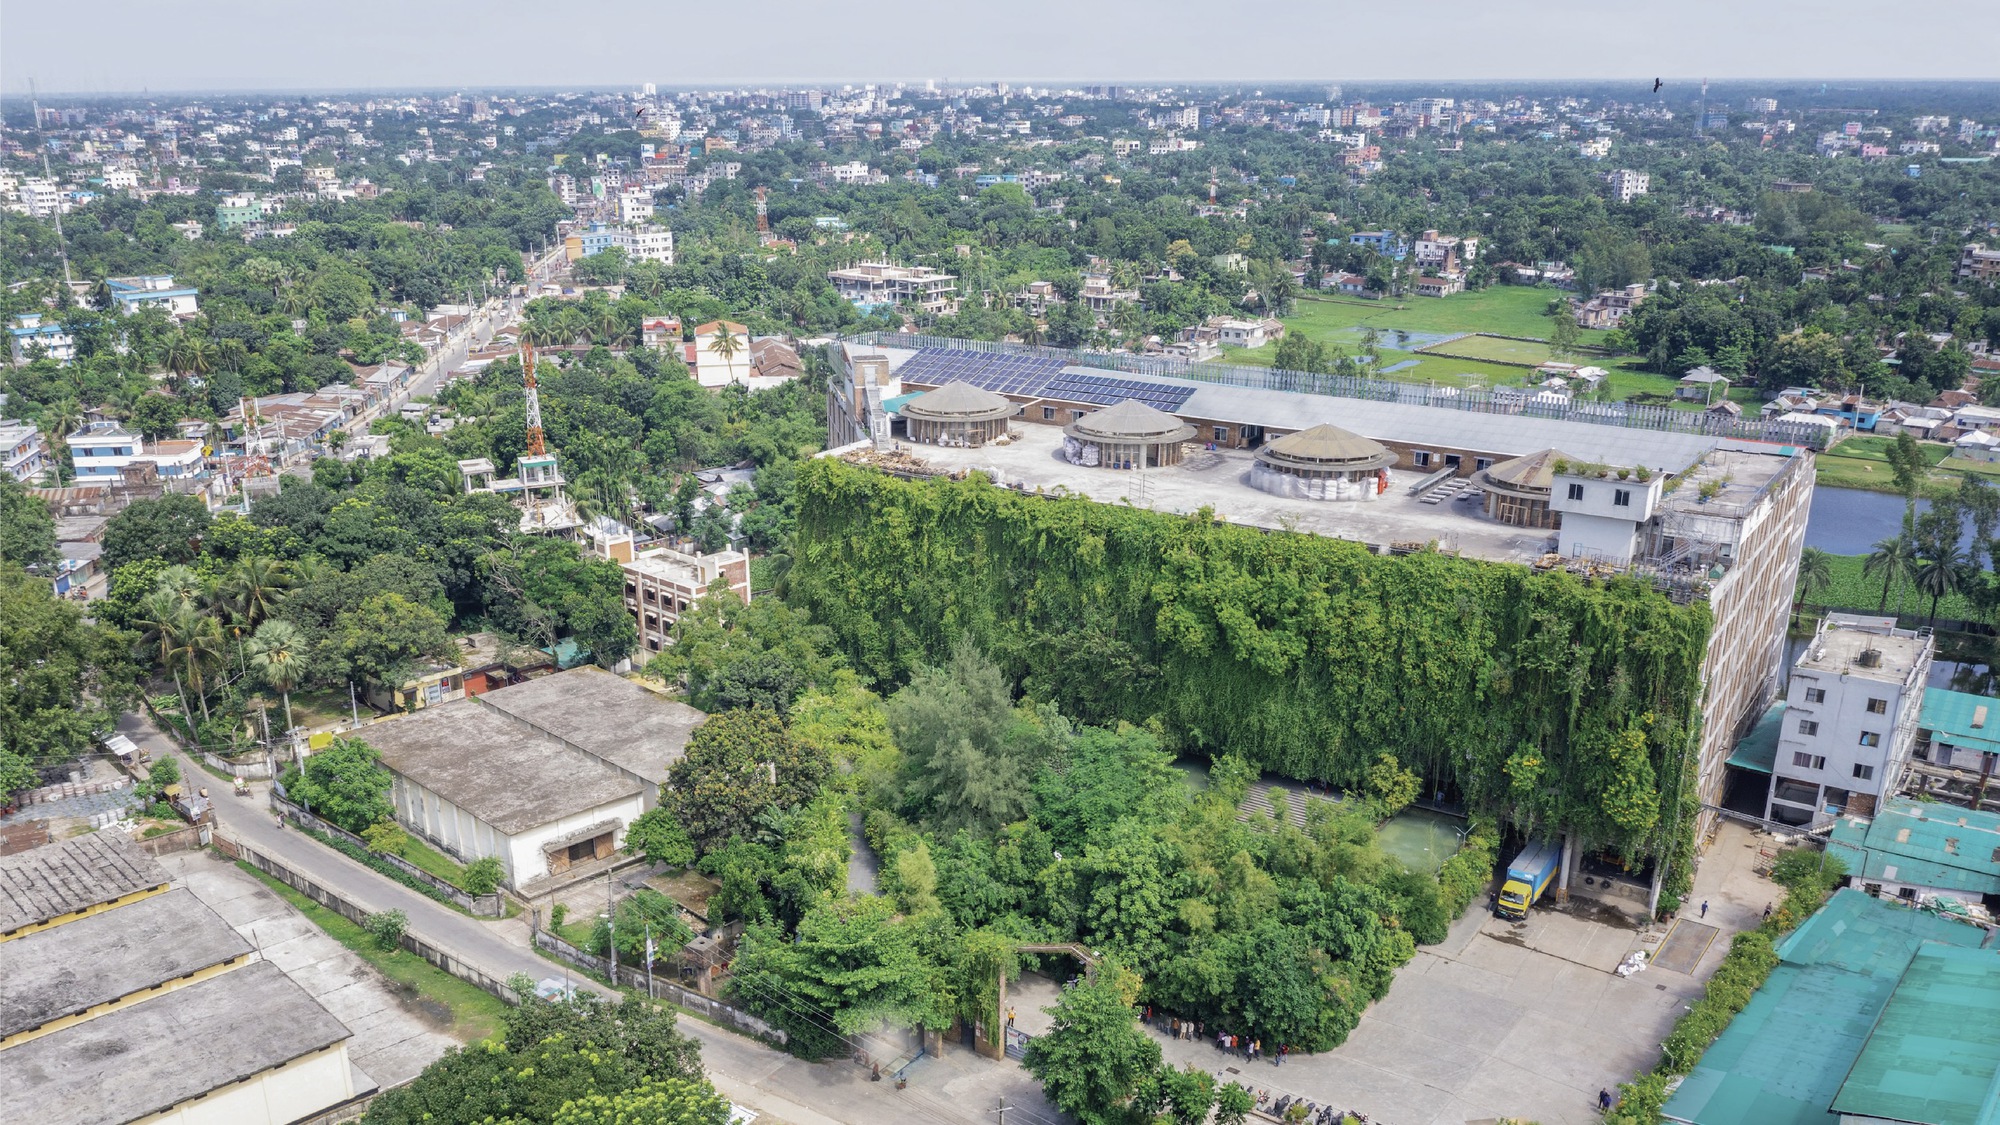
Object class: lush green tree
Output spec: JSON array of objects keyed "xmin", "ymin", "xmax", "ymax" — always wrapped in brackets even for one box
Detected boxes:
[
  {"xmin": 622, "ymin": 807, "xmax": 697, "ymax": 869},
  {"xmin": 0, "ymin": 476, "xmax": 57, "ymax": 568},
  {"xmin": 661, "ymin": 709, "xmax": 832, "ymax": 854},
  {"xmin": 549, "ymin": 1078, "xmax": 732, "ymax": 1125},
  {"xmin": 648, "ymin": 586, "xmax": 842, "ymax": 714},
  {"xmin": 0, "ymin": 565, "xmax": 132, "ymax": 766},
  {"xmin": 323, "ymin": 592, "xmax": 453, "ymax": 690},
  {"xmin": 1021, "ymin": 961, "xmax": 1160, "ymax": 1125},
  {"xmin": 1864, "ymin": 534, "xmax": 1919, "ymax": 614},
  {"xmin": 281, "ymin": 736, "xmax": 393, "ymax": 833},
  {"xmin": 102, "ymin": 494, "xmax": 213, "ymax": 571},
  {"xmin": 887, "ymin": 636, "xmax": 1048, "ymax": 834},
  {"xmin": 249, "ymin": 619, "xmax": 310, "ymax": 731},
  {"xmin": 729, "ymin": 894, "xmax": 944, "ymax": 1058},
  {"xmin": 1794, "ymin": 546, "xmax": 1834, "ymax": 614},
  {"xmin": 0, "ymin": 748, "xmax": 41, "ymax": 806}
]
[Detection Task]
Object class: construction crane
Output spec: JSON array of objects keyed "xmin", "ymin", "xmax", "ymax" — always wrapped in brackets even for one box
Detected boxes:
[{"xmin": 521, "ymin": 340, "xmax": 545, "ymax": 456}]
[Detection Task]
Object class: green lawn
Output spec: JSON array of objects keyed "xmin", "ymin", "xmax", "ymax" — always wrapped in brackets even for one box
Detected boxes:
[
  {"xmin": 1826, "ymin": 436, "xmax": 1951, "ymax": 466},
  {"xmin": 1801, "ymin": 553, "xmax": 1981, "ymax": 623},
  {"xmin": 1816, "ymin": 439, "xmax": 1995, "ymax": 496},
  {"xmin": 235, "ymin": 859, "xmax": 510, "ymax": 1042},
  {"xmin": 397, "ymin": 836, "xmax": 472, "ymax": 889},
  {"xmin": 1282, "ymin": 286, "xmax": 1603, "ymax": 341}
]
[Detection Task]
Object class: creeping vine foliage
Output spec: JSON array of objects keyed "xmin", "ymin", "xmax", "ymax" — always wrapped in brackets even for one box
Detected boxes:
[{"xmin": 792, "ymin": 460, "xmax": 1712, "ymax": 861}]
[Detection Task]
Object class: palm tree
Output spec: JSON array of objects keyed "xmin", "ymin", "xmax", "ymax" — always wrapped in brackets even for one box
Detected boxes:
[
  {"xmin": 707, "ymin": 323, "xmax": 743, "ymax": 372},
  {"xmin": 168, "ymin": 614, "xmax": 229, "ymax": 725},
  {"xmin": 1794, "ymin": 547, "xmax": 1834, "ymax": 620},
  {"xmin": 154, "ymin": 565, "xmax": 208, "ymax": 612},
  {"xmin": 1863, "ymin": 534, "xmax": 1919, "ymax": 615},
  {"xmin": 1914, "ymin": 540, "xmax": 1972, "ymax": 626},
  {"xmin": 248, "ymin": 620, "xmax": 310, "ymax": 733},
  {"xmin": 218, "ymin": 556, "xmax": 291, "ymax": 631}
]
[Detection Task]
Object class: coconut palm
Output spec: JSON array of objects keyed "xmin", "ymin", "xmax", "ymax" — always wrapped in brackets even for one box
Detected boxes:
[
  {"xmin": 218, "ymin": 556, "xmax": 292, "ymax": 631},
  {"xmin": 1863, "ymin": 534, "xmax": 1918, "ymax": 615},
  {"xmin": 167, "ymin": 613, "xmax": 229, "ymax": 724},
  {"xmin": 1793, "ymin": 547, "xmax": 1834, "ymax": 619},
  {"xmin": 154, "ymin": 565, "xmax": 208, "ymax": 612},
  {"xmin": 707, "ymin": 323, "xmax": 743, "ymax": 369},
  {"xmin": 248, "ymin": 620, "xmax": 310, "ymax": 732},
  {"xmin": 1914, "ymin": 539, "xmax": 1973, "ymax": 626}
]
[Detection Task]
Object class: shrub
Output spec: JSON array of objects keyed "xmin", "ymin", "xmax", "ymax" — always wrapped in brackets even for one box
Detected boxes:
[
  {"xmin": 550, "ymin": 903, "xmax": 569, "ymax": 931},
  {"xmin": 1437, "ymin": 815, "xmax": 1501, "ymax": 917},
  {"xmin": 364, "ymin": 909, "xmax": 408, "ymax": 951},
  {"xmin": 463, "ymin": 856, "xmax": 505, "ymax": 896},
  {"xmin": 362, "ymin": 821, "xmax": 410, "ymax": 855}
]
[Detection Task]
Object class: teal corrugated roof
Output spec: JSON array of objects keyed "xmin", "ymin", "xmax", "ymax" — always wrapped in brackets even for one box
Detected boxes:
[
  {"xmin": 1665, "ymin": 891, "xmax": 1992, "ymax": 1125},
  {"xmin": 1825, "ymin": 799, "xmax": 2000, "ymax": 897},
  {"xmin": 1921, "ymin": 688, "xmax": 2000, "ymax": 757},
  {"xmin": 881, "ymin": 391, "xmax": 924, "ymax": 415},
  {"xmin": 1727, "ymin": 701, "xmax": 1784, "ymax": 774},
  {"xmin": 1830, "ymin": 943, "xmax": 2000, "ymax": 1125}
]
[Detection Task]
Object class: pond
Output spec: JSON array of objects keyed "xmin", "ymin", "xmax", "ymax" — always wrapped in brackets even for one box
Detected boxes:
[
  {"xmin": 1805, "ymin": 487, "xmax": 1979, "ymax": 555},
  {"xmin": 1376, "ymin": 807, "xmax": 1466, "ymax": 875}
]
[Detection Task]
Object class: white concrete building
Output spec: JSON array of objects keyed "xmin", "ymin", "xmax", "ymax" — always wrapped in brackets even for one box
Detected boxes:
[
  {"xmin": 827, "ymin": 262, "xmax": 958, "ymax": 316},
  {"xmin": 65, "ymin": 421, "xmax": 144, "ymax": 486},
  {"xmin": 1767, "ymin": 614, "xmax": 1934, "ymax": 826},
  {"xmin": 8, "ymin": 313, "xmax": 76, "ymax": 364},
  {"xmin": 1606, "ymin": 168, "xmax": 1650, "ymax": 202},
  {"xmin": 0, "ymin": 418, "xmax": 50, "ymax": 483},
  {"xmin": 1550, "ymin": 464, "xmax": 1663, "ymax": 563},
  {"xmin": 617, "ymin": 189, "xmax": 654, "ymax": 224},
  {"xmin": 106, "ymin": 274, "xmax": 201, "ymax": 317}
]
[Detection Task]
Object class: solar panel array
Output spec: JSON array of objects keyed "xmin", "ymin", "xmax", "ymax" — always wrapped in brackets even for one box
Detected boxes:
[
  {"xmin": 1042, "ymin": 372, "xmax": 1195, "ymax": 412},
  {"xmin": 896, "ymin": 349, "xmax": 1067, "ymax": 396},
  {"xmin": 896, "ymin": 349, "xmax": 1196, "ymax": 413}
]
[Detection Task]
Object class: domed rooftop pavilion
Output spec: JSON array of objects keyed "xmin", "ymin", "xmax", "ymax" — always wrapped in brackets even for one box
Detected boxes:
[
  {"xmin": 899, "ymin": 381, "xmax": 1018, "ymax": 447},
  {"xmin": 1062, "ymin": 399, "xmax": 1198, "ymax": 469},
  {"xmin": 1479, "ymin": 448, "xmax": 1578, "ymax": 528},
  {"xmin": 1248, "ymin": 423, "xmax": 1396, "ymax": 501}
]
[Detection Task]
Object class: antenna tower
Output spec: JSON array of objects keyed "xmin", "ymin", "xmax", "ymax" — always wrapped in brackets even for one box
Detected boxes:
[
  {"xmin": 1697, "ymin": 77, "xmax": 1710, "ymax": 138},
  {"xmin": 754, "ymin": 185, "xmax": 770, "ymax": 234},
  {"xmin": 521, "ymin": 341, "xmax": 545, "ymax": 455},
  {"xmin": 28, "ymin": 79, "xmax": 75, "ymax": 290}
]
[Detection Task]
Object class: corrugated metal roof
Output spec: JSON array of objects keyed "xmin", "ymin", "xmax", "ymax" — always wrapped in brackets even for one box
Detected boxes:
[
  {"xmin": 1726, "ymin": 701, "xmax": 1785, "ymax": 774},
  {"xmin": 1664, "ymin": 890, "xmax": 1993, "ymax": 1125},
  {"xmin": 1830, "ymin": 943, "xmax": 2000, "ymax": 1125},
  {"xmin": 1826, "ymin": 798, "xmax": 2000, "ymax": 895},
  {"xmin": 1922, "ymin": 688, "xmax": 2000, "ymax": 757}
]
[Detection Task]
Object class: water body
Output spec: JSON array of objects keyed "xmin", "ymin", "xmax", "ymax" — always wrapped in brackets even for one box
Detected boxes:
[
  {"xmin": 1805, "ymin": 486, "xmax": 1979, "ymax": 555},
  {"xmin": 1378, "ymin": 359, "xmax": 1421, "ymax": 374}
]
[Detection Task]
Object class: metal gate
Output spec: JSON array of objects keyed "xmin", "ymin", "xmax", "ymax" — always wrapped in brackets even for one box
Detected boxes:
[{"xmin": 1004, "ymin": 1027, "xmax": 1032, "ymax": 1060}]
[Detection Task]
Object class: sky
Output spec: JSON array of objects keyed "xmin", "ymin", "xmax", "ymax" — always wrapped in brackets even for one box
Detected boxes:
[{"xmin": 5, "ymin": 0, "xmax": 1999, "ymax": 95}]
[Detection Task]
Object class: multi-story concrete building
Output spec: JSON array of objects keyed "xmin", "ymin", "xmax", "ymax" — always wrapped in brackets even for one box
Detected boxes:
[
  {"xmin": 617, "ymin": 543, "xmax": 751, "ymax": 655},
  {"xmin": 0, "ymin": 418, "xmax": 50, "ymax": 483},
  {"xmin": 827, "ymin": 261, "xmax": 959, "ymax": 316},
  {"xmin": 562, "ymin": 222, "xmax": 674, "ymax": 265},
  {"xmin": 106, "ymin": 274, "xmax": 201, "ymax": 317},
  {"xmin": 65, "ymin": 421, "xmax": 143, "ymax": 486},
  {"xmin": 1605, "ymin": 168, "xmax": 1650, "ymax": 202},
  {"xmin": 7, "ymin": 313, "xmax": 75, "ymax": 365},
  {"xmin": 1766, "ymin": 615, "xmax": 1933, "ymax": 825},
  {"xmin": 1961, "ymin": 244, "xmax": 2000, "ymax": 285}
]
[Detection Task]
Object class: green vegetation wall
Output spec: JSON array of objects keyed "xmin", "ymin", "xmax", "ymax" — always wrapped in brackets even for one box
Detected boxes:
[{"xmin": 792, "ymin": 460, "xmax": 1712, "ymax": 859}]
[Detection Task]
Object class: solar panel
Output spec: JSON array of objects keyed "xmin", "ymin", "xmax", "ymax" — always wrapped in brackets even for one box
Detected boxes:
[{"xmin": 892, "ymin": 350, "xmax": 1197, "ymax": 415}]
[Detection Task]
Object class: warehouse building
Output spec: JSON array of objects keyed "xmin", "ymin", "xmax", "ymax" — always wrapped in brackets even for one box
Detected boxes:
[
  {"xmin": 1247, "ymin": 424, "xmax": 1394, "ymax": 501},
  {"xmin": 1061, "ymin": 399, "xmax": 1197, "ymax": 469}
]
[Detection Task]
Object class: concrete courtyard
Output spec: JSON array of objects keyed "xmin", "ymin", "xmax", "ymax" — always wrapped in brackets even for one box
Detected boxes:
[
  {"xmin": 1009, "ymin": 820, "xmax": 1779, "ymax": 1125},
  {"xmin": 887, "ymin": 423, "xmax": 1560, "ymax": 565}
]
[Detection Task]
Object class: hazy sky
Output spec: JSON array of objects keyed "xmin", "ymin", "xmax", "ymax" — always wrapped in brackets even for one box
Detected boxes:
[{"xmin": 6, "ymin": 0, "xmax": 1999, "ymax": 95}]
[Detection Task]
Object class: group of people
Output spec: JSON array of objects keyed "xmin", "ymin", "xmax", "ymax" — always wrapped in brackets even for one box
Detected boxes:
[{"xmin": 1136, "ymin": 1006, "xmax": 1292, "ymax": 1066}]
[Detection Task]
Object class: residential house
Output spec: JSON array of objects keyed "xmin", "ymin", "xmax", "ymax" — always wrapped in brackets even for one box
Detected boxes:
[
  {"xmin": 691, "ymin": 320, "xmax": 752, "ymax": 388},
  {"xmin": 1411, "ymin": 230, "xmax": 1479, "ymax": 276},
  {"xmin": 105, "ymin": 275, "xmax": 200, "ymax": 318},
  {"xmin": 64, "ymin": 421, "xmax": 143, "ymax": 486},
  {"xmin": 1412, "ymin": 275, "xmax": 1464, "ymax": 297},
  {"xmin": 8, "ymin": 313, "xmax": 75, "ymax": 364},
  {"xmin": 1676, "ymin": 366, "xmax": 1732, "ymax": 402},
  {"xmin": 1961, "ymin": 243, "xmax": 2000, "ymax": 284},
  {"xmin": 0, "ymin": 418, "xmax": 49, "ymax": 483},
  {"xmin": 1955, "ymin": 430, "xmax": 2000, "ymax": 462},
  {"xmin": 619, "ymin": 543, "xmax": 751, "ymax": 655},
  {"xmin": 1952, "ymin": 404, "xmax": 2000, "ymax": 432},
  {"xmin": 1765, "ymin": 614, "xmax": 1933, "ymax": 826},
  {"xmin": 1347, "ymin": 230, "xmax": 1407, "ymax": 259},
  {"xmin": 640, "ymin": 317, "xmax": 681, "ymax": 350},
  {"xmin": 1573, "ymin": 283, "xmax": 1647, "ymax": 330},
  {"xmin": 1206, "ymin": 316, "xmax": 1286, "ymax": 349},
  {"xmin": 826, "ymin": 261, "xmax": 959, "ymax": 316},
  {"xmin": 1604, "ymin": 168, "xmax": 1649, "ymax": 201},
  {"xmin": 749, "ymin": 337, "xmax": 803, "ymax": 383}
]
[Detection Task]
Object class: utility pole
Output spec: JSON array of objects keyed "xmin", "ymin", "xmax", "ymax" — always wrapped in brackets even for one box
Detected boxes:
[{"xmin": 992, "ymin": 1096, "xmax": 1008, "ymax": 1125}]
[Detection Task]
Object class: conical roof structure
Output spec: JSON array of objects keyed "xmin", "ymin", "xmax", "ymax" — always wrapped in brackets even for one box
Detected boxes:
[
  {"xmin": 1480, "ymin": 448, "xmax": 1578, "ymax": 494},
  {"xmin": 1255, "ymin": 423, "xmax": 1395, "ymax": 472},
  {"xmin": 899, "ymin": 381, "xmax": 1017, "ymax": 421},
  {"xmin": 1065, "ymin": 399, "xmax": 1197, "ymax": 444}
]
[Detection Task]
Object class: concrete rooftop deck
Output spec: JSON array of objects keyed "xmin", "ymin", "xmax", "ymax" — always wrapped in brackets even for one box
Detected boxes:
[{"xmin": 889, "ymin": 424, "xmax": 1562, "ymax": 565}]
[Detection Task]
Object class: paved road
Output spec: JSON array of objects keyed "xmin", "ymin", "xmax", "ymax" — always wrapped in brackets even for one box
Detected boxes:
[{"xmin": 117, "ymin": 711, "xmax": 1055, "ymax": 1125}]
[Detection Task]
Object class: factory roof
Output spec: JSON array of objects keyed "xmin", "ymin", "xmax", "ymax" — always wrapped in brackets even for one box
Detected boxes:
[
  {"xmin": 1922, "ymin": 688, "xmax": 2000, "ymax": 757},
  {"xmin": 1255, "ymin": 423, "xmax": 1396, "ymax": 471},
  {"xmin": 900, "ymin": 381, "xmax": 1017, "ymax": 422},
  {"xmin": 0, "ymin": 833, "xmax": 170, "ymax": 936},
  {"xmin": 1829, "ymin": 943, "xmax": 2000, "ymax": 1125},
  {"xmin": 476, "ymin": 666, "xmax": 706, "ymax": 785},
  {"xmin": 1827, "ymin": 798, "xmax": 2000, "ymax": 897}
]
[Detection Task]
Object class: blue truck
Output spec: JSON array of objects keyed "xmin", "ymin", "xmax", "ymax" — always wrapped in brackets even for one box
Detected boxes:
[{"xmin": 1494, "ymin": 840, "xmax": 1561, "ymax": 920}]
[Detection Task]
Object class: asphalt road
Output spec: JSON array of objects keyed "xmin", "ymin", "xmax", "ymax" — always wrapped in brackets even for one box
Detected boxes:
[{"xmin": 116, "ymin": 711, "xmax": 1055, "ymax": 1125}]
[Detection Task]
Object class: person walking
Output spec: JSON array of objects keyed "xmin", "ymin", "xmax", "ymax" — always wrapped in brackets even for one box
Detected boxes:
[
  {"xmin": 1007, "ymin": 1006, "xmax": 1015, "ymax": 1029},
  {"xmin": 1599, "ymin": 1088, "xmax": 1614, "ymax": 1111},
  {"xmin": 1763, "ymin": 902, "xmax": 1773, "ymax": 920},
  {"xmin": 1700, "ymin": 900, "xmax": 1709, "ymax": 919}
]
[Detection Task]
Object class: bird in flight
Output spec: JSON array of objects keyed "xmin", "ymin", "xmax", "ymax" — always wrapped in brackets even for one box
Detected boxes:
[{"xmin": 1653, "ymin": 78, "xmax": 1663, "ymax": 93}]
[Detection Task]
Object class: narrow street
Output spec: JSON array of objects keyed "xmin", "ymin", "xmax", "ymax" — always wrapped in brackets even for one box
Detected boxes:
[{"xmin": 115, "ymin": 711, "xmax": 1056, "ymax": 1125}]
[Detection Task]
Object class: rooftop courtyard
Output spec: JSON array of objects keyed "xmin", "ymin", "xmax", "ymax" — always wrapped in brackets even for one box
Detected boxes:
[{"xmin": 884, "ymin": 422, "xmax": 1563, "ymax": 564}]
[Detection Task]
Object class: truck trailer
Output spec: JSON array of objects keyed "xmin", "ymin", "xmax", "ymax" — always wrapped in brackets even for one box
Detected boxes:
[{"xmin": 1495, "ymin": 839, "xmax": 1561, "ymax": 920}]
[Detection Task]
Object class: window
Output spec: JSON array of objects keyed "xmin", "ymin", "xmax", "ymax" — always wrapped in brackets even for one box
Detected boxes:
[
  {"xmin": 1852, "ymin": 763, "xmax": 1876, "ymax": 781},
  {"xmin": 1042, "ymin": 407, "xmax": 1056, "ymax": 421},
  {"xmin": 1866, "ymin": 698, "xmax": 1888, "ymax": 714},
  {"xmin": 1792, "ymin": 752, "xmax": 1826, "ymax": 770},
  {"xmin": 1071, "ymin": 410, "xmax": 1086, "ymax": 421},
  {"xmin": 1797, "ymin": 719, "xmax": 1819, "ymax": 736},
  {"xmin": 1859, "ymin": 731, "xmax": 1882, "ymax": 747},
  {"xmin": 1412, "ymin": 451, "xmax": 1433, "ymax": 467},
  {"xmin": 1444, "ymin": 454, "xmax": 1462, "ymax": 468},
  {"xmin": 1475, "ymin": 457, "xmax": 1493, "ymax": 471},
  {"xmin": 1213, "ymin": 426, "xmax": 1229, "ymax": 442},
  {"xmin": 1613, "ymin": 489, "xmax": 1631, "ymax": 507},
  {"xmin": 1804, "ymin": 687, "xmax": 1826, "ymax": 704},
  {"xmin": 1567, "ymin": 483, "xmax": 1585, "ymax": 501}
]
